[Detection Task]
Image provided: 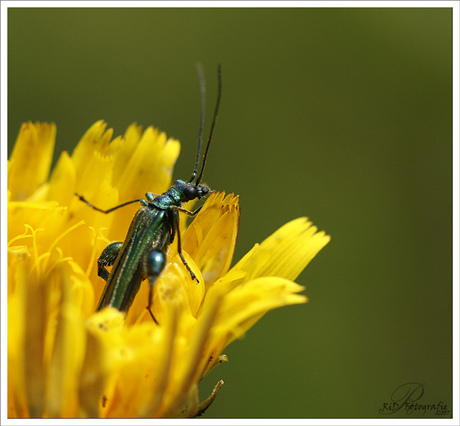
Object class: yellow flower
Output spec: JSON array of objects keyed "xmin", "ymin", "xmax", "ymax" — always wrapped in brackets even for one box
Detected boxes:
[{"xmin": 8, "ymin": 121, "xmax": 330, "ymax": 418}]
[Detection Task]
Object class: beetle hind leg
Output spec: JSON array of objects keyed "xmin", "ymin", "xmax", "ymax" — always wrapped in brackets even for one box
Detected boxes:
[
  {"xmin": 144, "ymin": 249, "xmax": 167, "ymax": 324},
  {"xmin": 98, "ymin": 242, "xmax": 123, "ymax": 280}
]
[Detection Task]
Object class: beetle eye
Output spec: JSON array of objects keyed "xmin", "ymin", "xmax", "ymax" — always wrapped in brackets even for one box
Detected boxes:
[{"xmin": 183, "ymin": 186, "xmax": 197, "ymax": 200}]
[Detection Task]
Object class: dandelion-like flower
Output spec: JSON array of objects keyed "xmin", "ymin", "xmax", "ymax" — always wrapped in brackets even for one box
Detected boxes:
[{"xmin": 7, "ymin": 121, "xmax": 330, "ymax": 418}]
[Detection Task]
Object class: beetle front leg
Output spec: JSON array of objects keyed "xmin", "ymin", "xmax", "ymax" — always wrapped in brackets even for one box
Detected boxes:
[
  {"xmin": 174, "ymin": 205, "xmax": 203, "ymax": 217},
  {"xmin": 171, "ymin": 209, "xmax": 198, "ymax": 282},
  {"xmin": 144, "ymin": 249, "xmax": 167, "ymax": 324},
  {"xmin": 98, "ymin": 242, "xmax": 123, "ymax": 280}
]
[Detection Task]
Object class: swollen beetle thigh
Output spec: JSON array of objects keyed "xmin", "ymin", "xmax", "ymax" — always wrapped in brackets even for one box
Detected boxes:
[
  {"xmin": 98, "ymin": 242, "xmax": 123, "ymax": 281},
  {"xmin": 144, "ymin": 249, "xmax": 167, "ymax": 281}
]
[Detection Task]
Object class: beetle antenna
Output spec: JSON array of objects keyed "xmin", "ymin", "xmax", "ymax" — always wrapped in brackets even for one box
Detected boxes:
[
  {"xmin": 195, "ymin": 64, "xmax": 222, "ymax": 185},
  {"xmin": 189, "ymin": 63, "xmax": 206, "ymax": 183}
]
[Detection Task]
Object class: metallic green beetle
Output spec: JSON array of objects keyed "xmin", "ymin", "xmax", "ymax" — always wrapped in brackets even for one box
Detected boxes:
[{"xmin": 77, "ymin": 65, "xmax": 222, "ymax": 322}]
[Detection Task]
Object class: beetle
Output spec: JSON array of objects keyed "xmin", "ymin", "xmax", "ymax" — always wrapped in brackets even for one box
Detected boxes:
[{"xmin": 76, "ymin": 65, "xmax": 222, "ymax": 322}]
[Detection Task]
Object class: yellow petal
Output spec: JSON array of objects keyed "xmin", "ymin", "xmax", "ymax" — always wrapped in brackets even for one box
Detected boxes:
[
  {"xmin": 112, "ymin": 123, "xmax": 143, "ymax": 184},
  {"xmin": 234, "ymin": 217, "xmax": 330, "ymax": 282},
  {"xmin": 8, "ymin": 247, "xmax": 31, "ymax": 417},
  {"xmin": 8, "ymin": 122, "xmax": 56, "ymax": 201},
  {"xmin": 71, "ymin": 121, "xmax": 113, "ymax": 177},
  {"xmin": 115, "ymin": 126, "xmax": 180, "ymax": 200},
  {"xmin": 45, "ymin": 261, "xmax": 88, "ymax": 417},
  {"xmin": 46, "ymin": 151, "xmax": 77, "ymax": 206},
  {"xmin": 83, "ymin": 308, "xmax": 125, "ymax": 417},
  {"xmin": 211, "ymin": 277, "xmax": 307, "ymax": 348},
  {"xmin": 8, "ymin": 202, "xmax": 65, "ymax": 252},
  {"xmin": 182, "ymin": 192, "xmax": 240, "ymax": 287}
]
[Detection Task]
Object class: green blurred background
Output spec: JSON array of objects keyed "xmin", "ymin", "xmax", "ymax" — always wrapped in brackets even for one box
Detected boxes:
[{"xmin": 8, "ymin": 7, "xmax": 452, "ymax": 419}]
